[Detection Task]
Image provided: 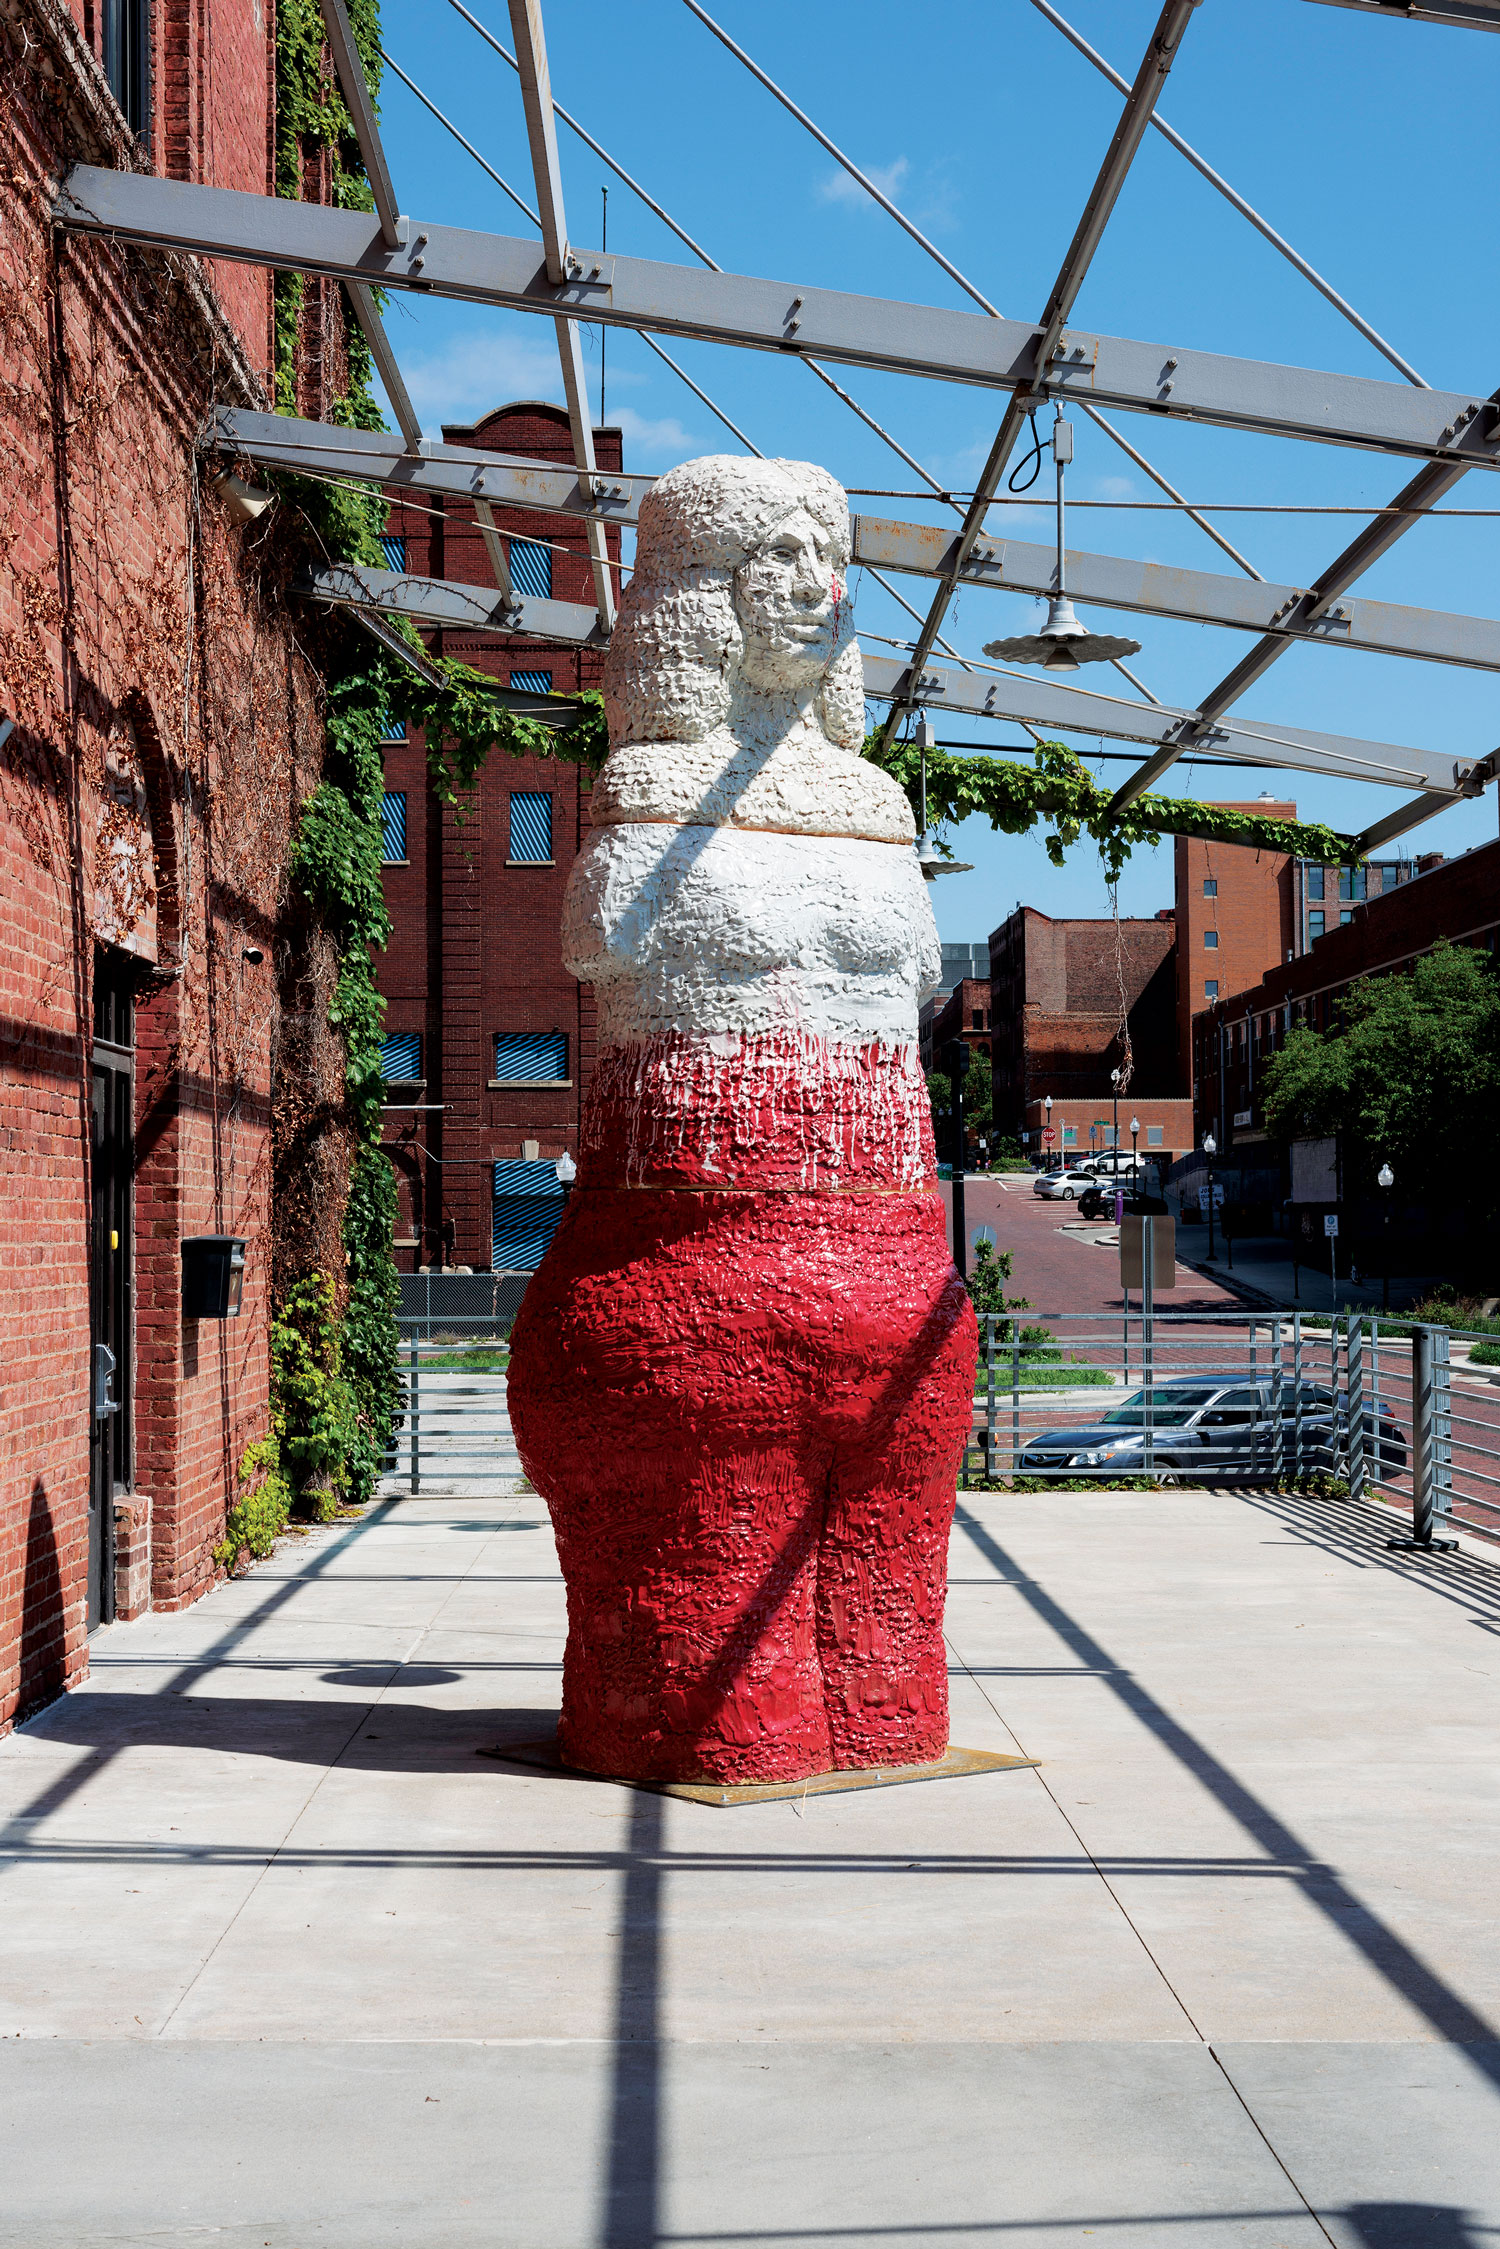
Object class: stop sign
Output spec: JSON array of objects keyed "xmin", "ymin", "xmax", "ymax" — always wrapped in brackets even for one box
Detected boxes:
[{"xmin": 1041, "ymin": 1126, "xmax": 1056, "ymax": 1146}]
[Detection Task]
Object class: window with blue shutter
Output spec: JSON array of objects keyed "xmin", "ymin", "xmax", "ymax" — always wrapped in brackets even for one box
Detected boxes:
[
  {"xmin": 509, "ymin": 538, "xmax": 553, "ymax": 598},
  {"xmin": 380, "ymin": 1032, "xmax": 422, "ymax": 1080},
  {"xmin": 381, "ymin": 791, "xmax": 407, "ymax": 862},
  {"xmin": 509, "ymin": 669, "xmax": 553, "ymax": 695},
  {"xmin": 509, "ymin": 791, "xmax": 553, "ymax": 863},
  {"xmin": 381, "ymin": 534, "xmax": 407, "ymax": 571},
  {"xmin": 380, "ymin": 710, "xmax": 406, "ymax": 742},
  {"xmin": 494, "ymin": 1033, "xmax": 568, "ymax": 1082},
  {"xmin": 492, "ymin": 1159, "xmax": 565, "ymax": 1272}
]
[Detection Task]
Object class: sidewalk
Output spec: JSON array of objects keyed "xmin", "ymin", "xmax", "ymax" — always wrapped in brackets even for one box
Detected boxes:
[{"xmin": 6, "ymin": 1435, "xmax": 1500, "ymax": 2243}]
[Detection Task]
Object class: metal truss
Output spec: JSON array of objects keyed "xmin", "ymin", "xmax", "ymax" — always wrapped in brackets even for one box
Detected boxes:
[
  {"xmin": 299, "ymin": 560, "xmax": 1494, "ymax": 810},
  {"xmin": 54, "ymin": 166, "xmax": 1500, "ymax": 476},
  {"xmin": 302, "ymin": 562, "xmax": 605, "ymax": 646},
  {"xmin": 504, "ymin": 0, "xmax": 615, "ymax": 632},
  {"xmin": 59, "ymin": 0, "xmax": 1497, "ymax": 849},
  {"xmin": 1303, "ymin": 0, "xmax": 1500, "ymax": 26},
  {"xmin": 226, "ymin": 410, "xmax": 1500, "ymax": 679},
  {"xmin": 851, "ymin": 513, "xmax": 1500, "ymax": 674}
]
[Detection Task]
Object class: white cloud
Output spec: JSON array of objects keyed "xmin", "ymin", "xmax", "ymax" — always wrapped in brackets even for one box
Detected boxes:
[
  {"xmin": 610, "ymin": 406, "xmax": 700, "ymax": 465},
  {"xmin": 817, "ymin": 155, "xmax": 910, "ymax": 209},
  {"xmin": 1089, "ymin": 473, "xmax": 1139, "ymax": 502},
  {"xmin": 395, "ymin": 332, "xmax": 566, "ymax": 426}
]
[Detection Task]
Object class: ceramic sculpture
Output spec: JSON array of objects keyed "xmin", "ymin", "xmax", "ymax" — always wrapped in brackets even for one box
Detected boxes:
[{"xmin": 507, "ymin": 455, "xmax": 977, "ymax": 1785}]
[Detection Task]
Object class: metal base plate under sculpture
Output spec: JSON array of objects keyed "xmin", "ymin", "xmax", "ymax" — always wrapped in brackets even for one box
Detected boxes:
[{"xmin": 478, "ymin": 1737, "xmax": 1038, "ymax": 1807}]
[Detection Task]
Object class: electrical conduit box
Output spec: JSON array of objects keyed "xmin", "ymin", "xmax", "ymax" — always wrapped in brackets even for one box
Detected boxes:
[{"xmin": 181, "ymin": 1236, "xmax": 246, "ymax": 1319}]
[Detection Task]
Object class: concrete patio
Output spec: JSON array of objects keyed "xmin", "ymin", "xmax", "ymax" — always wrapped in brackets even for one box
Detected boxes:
[{"xmin": 5, "ymin": 1449, "xmax": 1500, "ymax": 2246}]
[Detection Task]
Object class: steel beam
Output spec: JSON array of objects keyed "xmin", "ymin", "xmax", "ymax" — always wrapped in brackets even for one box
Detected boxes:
[
  {"xmin": 301, "ymin": 562, "xmax": 604, "ymax": 645},
  {"xmin": 1350, "ymin": 757, "xmax": 1500, "ymax": 856},
  {"xmin": 859, "ymin": 652, "xmax": 1488, "ymax": 799},
  {"xmin": 55, "ymin": 167, "xmax": 1500, "ymax": 473},
  {"xmin": 876, "ymin": 0, "xmax": 1203, "ymax": 747},
  {"xmin": 1107, "ymin": 450, "xmax": 1482, "ymax": 808},
  {"xmin": 318, "ymin": 0, "xmax": 404, "ymax": 249},
  {"xmin": 300, "ymin": 556, "xmax": 1486, "ymax": 801},
  {"xmin": 504, "ymin": 0, "xmax": 615, "ymax": 632},
  {"xmin": 1303, "ymin": 0, "xmax": 1500, "ymax": 25},
  {"xmin": 851, "ymin": 513, "xmax": 1500, "ymax": 672},
  {"xmin": 213, "ymin": 407, "xmax": 646, "ymax": 519}
]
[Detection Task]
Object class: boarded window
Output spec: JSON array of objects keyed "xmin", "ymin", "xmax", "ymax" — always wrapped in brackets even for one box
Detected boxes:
[
  {"xmin": 1147, "ymin": 1125, "xmax": 1164, "ymax": 1146},
  {"xmin": 380, "ymin": 1032, "xmax": 422, "ymax": 1080},
  {"xmin": 381, "ymin": 791, "xmax": 407, "ymax": 862},
  {"xmin": 510, "ymin": 669, "xmax": 553, "ymax": 695},
  {"xmin": 1204, "ymin": 929, "xmax": 1219, "ymax": 950},
  {"xmin": 380, "ymin": 534, "xmax": 407, "ymax": 571},
  {"xmin": 509, "ymin": 791, "xmax": 553, "ymax": 863},
  {"xmin": 492, "ymin": 1158, "xmax": 565, "ymax": 1273},
  {"xmin": 380, "ymin": 710, "xmax": 406, "ymax": 742},
  {"xmin": 495, "ymin": 1032, "xmax": 568, "ymax": 1081},
  {"xmin": 509, "ymin": 539, "xmax": 553, "ymax": 599},
  {"xmin": 1205, "ymin": 979, "xmax": 1220, "ymax": 999}
]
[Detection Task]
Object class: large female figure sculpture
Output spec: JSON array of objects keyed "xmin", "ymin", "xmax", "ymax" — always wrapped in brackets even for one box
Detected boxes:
[{"xmin": 508, "ymin": 456, "xmax": 976, "ymax": 1787}]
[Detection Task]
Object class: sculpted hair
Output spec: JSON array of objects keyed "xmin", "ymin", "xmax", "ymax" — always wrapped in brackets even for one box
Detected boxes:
[{"xmin": 603, "ymin": 455, "xmax": 864, "ymax": 751}]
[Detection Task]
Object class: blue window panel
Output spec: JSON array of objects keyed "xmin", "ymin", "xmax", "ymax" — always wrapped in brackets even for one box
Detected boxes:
[
  {"xmin": 509, "ymin": 791, "xmax": 553, "ymax": 863},
  {"xmin": 492, "ymin": 1159, "xmax": 565, "ymax": 1273},
  {"xmin": 380, "ymin": 1032, "xmax": 422, "ymax": 1079},
  {"xmin": 381, "ymin": 791, "xmax": 407, "ymax": 862},
  {"xmin": 495, "ymin": 1032, "xmax": 567, "ymax": 1082},
  {"xmin": 379, "ymin": 709, "xmax": 406, "ymax": 742},
  {"xmin": 381, "ymin": 534, "xmax": 407, "ymax": 571},
  {"xmin": 509, "ymin": 538, "xmax": 553, "ymax": 599},
  {"xmin": 510, "ymin": 669, "xmax": 553, "ymax": 696}
]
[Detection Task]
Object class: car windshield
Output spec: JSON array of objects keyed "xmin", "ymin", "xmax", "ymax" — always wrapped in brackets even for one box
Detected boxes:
[{"xmin": 1100, "ymin": 1386, "xmax": 1222, "ymax": 1428}]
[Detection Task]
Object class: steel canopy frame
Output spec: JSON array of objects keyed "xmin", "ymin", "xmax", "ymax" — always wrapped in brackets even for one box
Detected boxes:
[
  {"xmin": 1303, "ymin": 0, "xmax": 1500, "ymax": 25},
  {"xmin": 52, "ymin": 166, "xmax": 1500, "ymax": 475},
  {"xmin": 299, "ymin": 560, "xmax": 1493, "ymax": 807},
  {"xmin": 220, "ymin": 409, "xmax": 1500, "ymax": 677},
  {"xmin": 875, "ymin": 0, "xmax": 1205, "ymax": 748},
  {"xmin": 504, "ymin": 0, "xmax": 614, "ymax": 633}
]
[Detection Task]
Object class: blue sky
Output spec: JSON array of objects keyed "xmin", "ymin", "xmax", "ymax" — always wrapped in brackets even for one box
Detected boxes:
[{"xmin": 371, "ymin": 0, "xmax": 1499, "ymax": 945}]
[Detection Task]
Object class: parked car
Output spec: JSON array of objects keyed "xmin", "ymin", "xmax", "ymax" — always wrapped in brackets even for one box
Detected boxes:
[
  {"xmin": 1016, "ymin": 1376, "xmax": 1407, "ymax": 1481},
  {"xmin": 1034, "ymin": 1168, "xmax": 1093, "ymax": 1200},
  {"xmin": 1034, "ymin": 1158, "xmax": 1149, "ymax": 1203},
  {"xmin": 1076, "ymin": 1182, "xmax": 1167, "ymax": 1220}
]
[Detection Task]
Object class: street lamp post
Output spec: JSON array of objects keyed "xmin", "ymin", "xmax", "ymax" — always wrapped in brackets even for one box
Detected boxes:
[
  {"xmin": 1378, "ymin": 1161, "xmax": 1394, "ymax": 1311},
  {"xmin": 1044, "ymin": 1092, "xmax": 1053, "ymax": 1170},
  {"xmin": 1110, "ymin": 1066, "xmax": 1122, "ymax": 1160},
  {"xmin": 1203, "ymin": 1132, "xmax": 1218, "ymax": 1260},
  {"xmin": 1130, "ymin": 1114, "xmax": 1140, "ymax": 1171}
]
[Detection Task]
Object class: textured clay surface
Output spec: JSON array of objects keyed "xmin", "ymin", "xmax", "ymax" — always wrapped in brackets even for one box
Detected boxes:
[{"xmin": 508, "ymin": 455, "xmax": 976, "ymax": 1785}]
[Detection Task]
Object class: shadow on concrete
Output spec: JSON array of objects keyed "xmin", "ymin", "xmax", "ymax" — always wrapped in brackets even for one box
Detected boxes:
[{"xmin": 956, "ymin": 1502, "xmax": 1500, "ymax": 2069}]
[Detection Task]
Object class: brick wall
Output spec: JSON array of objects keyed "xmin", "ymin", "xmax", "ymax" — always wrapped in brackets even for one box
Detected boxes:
[
  {"xmin": 989, "ymin": 907, "xmax": 1180, "ymax": 1137},
  {"xmin": 378, "ymin": 403, "xmax": 623, "ymax": 1272},
  {"xmin": 1173, "ymin": 806, "xmax": 1295, "ymax": 1090},
  {"xmin": 0, "ymin": 0, "xmax": 335, "ymax": 1726}
]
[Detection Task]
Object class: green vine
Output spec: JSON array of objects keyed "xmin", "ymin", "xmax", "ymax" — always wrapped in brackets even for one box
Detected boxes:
[
  {"xmin": 216, "ymin": 1276, "xmax": 360, "ymax": 1564},
  {"xmin": 869, "ymin": 736, "xmax": 1350, "ymax": 881}
]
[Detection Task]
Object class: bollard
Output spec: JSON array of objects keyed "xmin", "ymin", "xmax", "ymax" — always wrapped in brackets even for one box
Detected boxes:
[
  {"xmin": 409, "ymin": 1332, "xmax": 420, "ymax": 1497},
  {"xmin": 1141, "ymin": 1220, "xmax": 1155, "ymax": 1484},
  {"xmin": 983, "ymin": 1313, "xmax": 998, "ymax": 1482},
  {"xmin": 1388, "ymin": 1324, "xmax": 1457, "ymax": 1552},
  {"xmin": 1346, "ymin": 1315, "xmax": 1366, "ymax": 1507}
]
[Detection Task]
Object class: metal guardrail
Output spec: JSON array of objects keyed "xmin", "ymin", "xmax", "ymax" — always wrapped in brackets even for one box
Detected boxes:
[
  {"xmin": 377, "ymin": 1302, "xmax": 1500, "ymax": 1547},
  {"xmin": 964, "ymin": 1310, "xmax": 1499, "ymax": 1554},
  {"xmin": 395, "ymin": 1272, "xmax": 527, "ymax": 1338}
]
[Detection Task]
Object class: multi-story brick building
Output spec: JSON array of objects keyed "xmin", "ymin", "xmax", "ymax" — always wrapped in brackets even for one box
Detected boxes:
[
  {"xmin": 1192, "ymin": 836, "xmax": 1500, "ymax": 1154},
  {"xmin": 917, "ymin": 942, "xmax": 989, "ymax": 1071},
  {"xmin": 0, "ymin": 0, "xmax": 353, "ymax": 1730},
  {"xmin": 988, "ymin": 903, "xmax": 1182, "ymax": 1150},
  {"xmin": 377, "ymin": 403, "xmax": 623, "ymax": 1276}
]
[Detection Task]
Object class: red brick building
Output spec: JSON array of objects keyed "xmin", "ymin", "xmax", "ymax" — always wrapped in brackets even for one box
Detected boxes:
[
  {"xmin": 377, "ymin": 404, "xmax": 623, "ymax": 1276},
  {"xmin": 988, "ymin": 904, "xmax": 1182, "ymax": 1147},
  {"xmin": 1193, "ymin": 835, "xmax": 1500, "ymax": 1153},
  {"xmin": 1, "ymin": 2, "xmax": 361, "ymax": 1732},
  {"xmin": 1173, "ymin": 803, "xmax": 1297, "ymax": 1072}
]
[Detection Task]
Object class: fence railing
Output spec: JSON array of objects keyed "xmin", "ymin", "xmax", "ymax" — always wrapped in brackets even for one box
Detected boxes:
[
  {"xmin": 376, "ymin": 1302, "xmax": 1500, "ymax": 1546},
  {"xmin": 964, "ymin": 1309, "xmax": 1500, "ymax": 1553},
  {"xmin": 395, "ymin": 1272, "xmax": 527, "ymax": 1339},
  {"xmin": 384, "ymin": 1325, "xmax": 514, "ymax": 1493}
]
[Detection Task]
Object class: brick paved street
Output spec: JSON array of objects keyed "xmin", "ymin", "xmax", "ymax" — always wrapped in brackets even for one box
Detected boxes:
[{"xmin": 940, "ymin": 1175, "xmax": 1245, "ymax": 1318}]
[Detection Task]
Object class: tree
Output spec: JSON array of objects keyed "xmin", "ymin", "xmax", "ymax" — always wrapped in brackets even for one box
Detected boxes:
[
  {"xmin": 1261, "ymin": 942, "xmax": 1500, "ymax": 1205},
  {"xmin": 926, "ymin": 1053, "xmax": 993, "ymax": 1155}
]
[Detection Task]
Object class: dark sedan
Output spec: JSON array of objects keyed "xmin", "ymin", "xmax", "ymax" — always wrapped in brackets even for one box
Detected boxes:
[{"xmin": 1017, "ymin": 1376, "xmax": 1407, "ymax": 1480}]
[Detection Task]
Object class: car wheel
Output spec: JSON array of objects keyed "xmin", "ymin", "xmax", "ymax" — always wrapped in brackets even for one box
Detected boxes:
[{"xmin": 1062, "ymin": 1187, "xmax": 1074, "ymax": 1200}]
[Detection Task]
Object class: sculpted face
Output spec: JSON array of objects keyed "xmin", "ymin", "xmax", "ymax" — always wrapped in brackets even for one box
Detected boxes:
[{"xmin": 733, "ymin": 507, "xmax": 843, "ymax": 692}]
